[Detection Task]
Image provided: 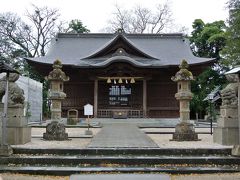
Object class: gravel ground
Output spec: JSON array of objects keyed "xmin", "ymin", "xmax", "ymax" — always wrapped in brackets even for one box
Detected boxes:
[
  {"xmin": 12, "ymin": 127, "xmax": 232, "ymax": 149},
  {"xmin": 0, "ymin": 173, "xmax": 68, "ymax": 180},
  {"xmin": 171, "ymin": 173, "xmax": 240, "ymax": 180},
  {"xmin": 12, "ymin": 128, "xmax": 101, "ymax": 149}
]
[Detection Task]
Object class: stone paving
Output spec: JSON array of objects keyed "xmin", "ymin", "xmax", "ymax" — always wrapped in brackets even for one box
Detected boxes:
[
  {"xmin": 88, "ymin": 123, "xmax": 158, "ymax": 148},
  {"xmin": 1, "ymin": 173, "xmax": 240, "ymax": 180}
]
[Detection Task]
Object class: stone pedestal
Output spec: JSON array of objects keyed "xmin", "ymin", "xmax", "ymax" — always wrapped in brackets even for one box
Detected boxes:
[
  {"xmin": 171, "ymin": 122, "xmax": 199, "ymax": 141},
  {"xmin": 0, "ymin": 103, "xmax": 31, "ymax": 145},
  {"xmin": 0, "ymin": 145, "xmax": 13, "ymax": 156},
  {"xmin": 43, "ymin": 121, "xmax": 68, "ymax": 140},
  {"xmin": 213, "ymin": 105, "xmax": 239, "ymax": 145}
]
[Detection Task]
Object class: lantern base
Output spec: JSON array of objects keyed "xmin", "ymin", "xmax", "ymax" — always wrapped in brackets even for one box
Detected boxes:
[
  {"xmin": 171, "ymin": 122, "xmax": 200, "ymax": 141},
  {"xmin": 43, "ymin": 121, "xmax": 68, "ymax": 141}
]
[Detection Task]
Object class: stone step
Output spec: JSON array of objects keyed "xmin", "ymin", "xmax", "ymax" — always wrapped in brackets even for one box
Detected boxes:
[
  {"xmin": 12, "ymin": 147, "xmax": 232, "ymax": 156},
  {"xmin": 1, "ymin": 155, "xmax": 239, "ymax": 166},
  {"xmin": 0, "ymin": 165, "xmax": 239, "ymax": 175}
]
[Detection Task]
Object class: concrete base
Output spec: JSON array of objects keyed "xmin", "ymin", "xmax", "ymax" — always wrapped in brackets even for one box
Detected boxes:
[
  {"xmin": 0, "ymin": 145, "xmax": 13, "ymax": 156},
  {"xmin": 171, "ymin": 122, "xmax": 199, "ymax": 141},
  {"xmin": 85, "ymin": 130, "xmax": 93, "ymax": 135},
  {"xmin": 232, "ymin": 145, "xmax": 240, "ymax": 156},
  {"xmin": 213, "ymin": 127, "xmax": 239, "ymax": 145}
]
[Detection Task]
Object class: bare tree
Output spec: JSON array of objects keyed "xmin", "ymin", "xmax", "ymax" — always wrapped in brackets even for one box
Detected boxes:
[
  {"xmin": 0, "ymin": 4, "xmax": 61, "ymax": 58},
  {"xmin": 26, "ymin": 4, "xmax": 61, "ymax": 56},
  {"xmin": 105, "ymin": 2, "xmax": 173, "ymax": 33},
  {"xmin": 107, "ymin": 4, "xmax": 132, "ymax": 33}
]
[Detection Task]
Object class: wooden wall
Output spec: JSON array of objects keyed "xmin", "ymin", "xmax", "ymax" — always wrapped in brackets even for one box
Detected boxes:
[
  {"xmin": 30, "ymin": 61, "xmax": 212, "ymax": 119},
  {"xmin": 147, "ymin": 69, "xmax": 179, "ymax": 118}
]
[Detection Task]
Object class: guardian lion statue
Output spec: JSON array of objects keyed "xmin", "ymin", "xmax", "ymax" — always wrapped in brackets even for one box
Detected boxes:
[
  {"xmin": 0, "ymin": 73, "xmax": 25, "ymax": 105},
  {"xmin": 221, "ymin": 74, "xmax": 238, "ymax": 106}
]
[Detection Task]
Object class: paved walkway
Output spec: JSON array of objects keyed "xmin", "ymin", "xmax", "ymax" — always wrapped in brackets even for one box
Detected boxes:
[
  {"xmin": 1, "ymin": 173, "xmax": 240, "ymax": 180},
  {"xmin": 70, "ymin": 174, "xmax": 170, "ymax": 180},
  {"xmin": 88, "ymin": 123, "xmax": 158, "ymax": 148}
]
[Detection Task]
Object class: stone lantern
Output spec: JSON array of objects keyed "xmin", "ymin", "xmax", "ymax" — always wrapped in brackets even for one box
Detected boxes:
[
  {"xmin": 171, "ymin": 60, "xmax": 199, "ymax": 141},
  {"xmin": 46, "ymin": 59, "xmax": 69, "ymax": 121},
  {"xmin": 43, "ymin": 59, "xmax": 69, "ymax": 140}
]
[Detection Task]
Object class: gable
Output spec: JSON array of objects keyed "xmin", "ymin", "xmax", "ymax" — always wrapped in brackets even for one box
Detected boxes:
[{"xmin": 83, "ymin": 34, "xmax": 156, "ymax": 59}]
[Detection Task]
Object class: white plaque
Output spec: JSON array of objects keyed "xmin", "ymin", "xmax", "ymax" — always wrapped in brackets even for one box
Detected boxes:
[{"xmin": 84, "ymin": 104, "xmax": 93, "ymax": 116}]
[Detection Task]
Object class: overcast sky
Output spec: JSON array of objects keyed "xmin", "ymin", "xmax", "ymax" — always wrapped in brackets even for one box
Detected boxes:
[{"xmin": 0, "ymin": 0, "xmax": 229, "ymax": 33}]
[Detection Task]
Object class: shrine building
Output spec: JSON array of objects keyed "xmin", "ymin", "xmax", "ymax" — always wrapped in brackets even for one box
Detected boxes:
[{"xmin": 26, "ymin": 31, "xmax": 214, "ymax": 118}]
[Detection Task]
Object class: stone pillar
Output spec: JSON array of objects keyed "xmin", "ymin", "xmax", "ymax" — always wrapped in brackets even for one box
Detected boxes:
[
  {"xmin": 94, "ymin": 79, "xmax": 98, "ymax": 118},
  {"xmin": 143, "ymin": 80, "xmax": 147, "ymax": 117},
  {"xmin": 171, "ymin": 60, "xmax": 199, "ymax": 141},
  {"xmin": 43, "ymin": 59, "xmax": 69, "ymax": 140}
]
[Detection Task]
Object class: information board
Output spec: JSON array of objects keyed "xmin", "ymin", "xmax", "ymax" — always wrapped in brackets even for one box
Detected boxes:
[{"xmin": 84, "ymin": 104, "xmax": 93, "ymax": 116}]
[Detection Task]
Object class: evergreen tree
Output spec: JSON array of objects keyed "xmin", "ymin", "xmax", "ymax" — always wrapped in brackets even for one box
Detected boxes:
[
  {"xmin": 66, "ymin": 19, "xmax": 90, "ymax": 33},
  {"xmin": 221, "ymin": 0, "xmax": 240, "ymax": 67},
  {"xmin": 189, "ymin": 19, "xmax": 227, "ymax": 118}
]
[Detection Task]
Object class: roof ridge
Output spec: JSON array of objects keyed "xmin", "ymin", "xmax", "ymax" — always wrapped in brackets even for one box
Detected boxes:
[{"xmin": 56, "ymin": 32, "xmax": 184, "ymax": 39}]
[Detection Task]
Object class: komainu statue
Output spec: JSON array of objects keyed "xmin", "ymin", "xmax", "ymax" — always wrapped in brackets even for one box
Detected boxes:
[
  {"xmin": 0, "ymin": 73, "xmax": 24, "ymax": 105},
  {"xmin": 221, "ymin": 74, "xmax": 238, "ymax": 106}
]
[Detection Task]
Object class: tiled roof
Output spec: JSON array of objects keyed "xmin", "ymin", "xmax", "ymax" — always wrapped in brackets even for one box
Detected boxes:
[{"xmin": 26, "ymin": 32, "xmax": 214, "ymax": 68}]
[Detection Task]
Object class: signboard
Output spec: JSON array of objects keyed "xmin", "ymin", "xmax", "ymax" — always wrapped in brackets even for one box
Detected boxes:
[{"xmin": 84, "ymin": 104, "xmax": 93, "ymax": 116}]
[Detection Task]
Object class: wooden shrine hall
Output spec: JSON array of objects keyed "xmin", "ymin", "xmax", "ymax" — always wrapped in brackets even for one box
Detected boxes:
[{"xmin": 26, "ymin": 31, "xmax": 214, "ymax": 118}]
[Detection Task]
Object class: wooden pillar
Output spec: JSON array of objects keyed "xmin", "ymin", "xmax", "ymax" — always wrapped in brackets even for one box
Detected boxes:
[
  {"xmin": 143, "ymin": 80, "xmax": 147, "ymax": 117},
  {"xmin": 94, "ymin": 79, "xmax": 98, "ymax": 118}
]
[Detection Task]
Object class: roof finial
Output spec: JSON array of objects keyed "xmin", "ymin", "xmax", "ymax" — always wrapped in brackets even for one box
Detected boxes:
[{"xmin": 116, "ymin": 28, "xmax": 124, "ymax": 34}]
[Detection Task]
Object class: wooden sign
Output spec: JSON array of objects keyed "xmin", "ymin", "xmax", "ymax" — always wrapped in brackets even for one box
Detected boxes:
[{"xmin": 84, "ymin": 104, "xmax": 93, "ymax": 116}]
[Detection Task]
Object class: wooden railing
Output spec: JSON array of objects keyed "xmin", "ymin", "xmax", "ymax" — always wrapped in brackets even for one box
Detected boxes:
[{"xmin": 97, "ymin": 109, "xmax": 143, "ymax": 118}]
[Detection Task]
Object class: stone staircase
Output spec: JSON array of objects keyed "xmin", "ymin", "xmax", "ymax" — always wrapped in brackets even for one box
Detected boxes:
[{"xmin": 0, "ymin": 147, "xmax": 240, "ymax": 175}]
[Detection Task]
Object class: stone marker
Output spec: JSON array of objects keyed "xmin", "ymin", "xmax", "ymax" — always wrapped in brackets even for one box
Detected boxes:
[
  {"xmin": 171, "ymin": 60, "xmax": 199, "ymax": 141},
  {"xmin": 67, "ymin": 109, "xmax": 79, "ymax": 125}
]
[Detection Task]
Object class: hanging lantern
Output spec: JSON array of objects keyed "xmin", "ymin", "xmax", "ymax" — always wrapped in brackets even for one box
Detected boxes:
[
  {"xmin": 130, "ymin": 77, "xmax": 135, "ymax": 83},
  {"xmin": 107, "ymin": 77, "xmax": 111, "ymax": 83},
  {"xmin": 114, "ymin": 79, "xmax": 117, "ymax": 84},
  {"xmin": 125, "ymin": 79, "xmax": 128, "ymax": 84},
  {"xmin": 118, "ymin": 78, "xmax": 123, "ymax": 84}
]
